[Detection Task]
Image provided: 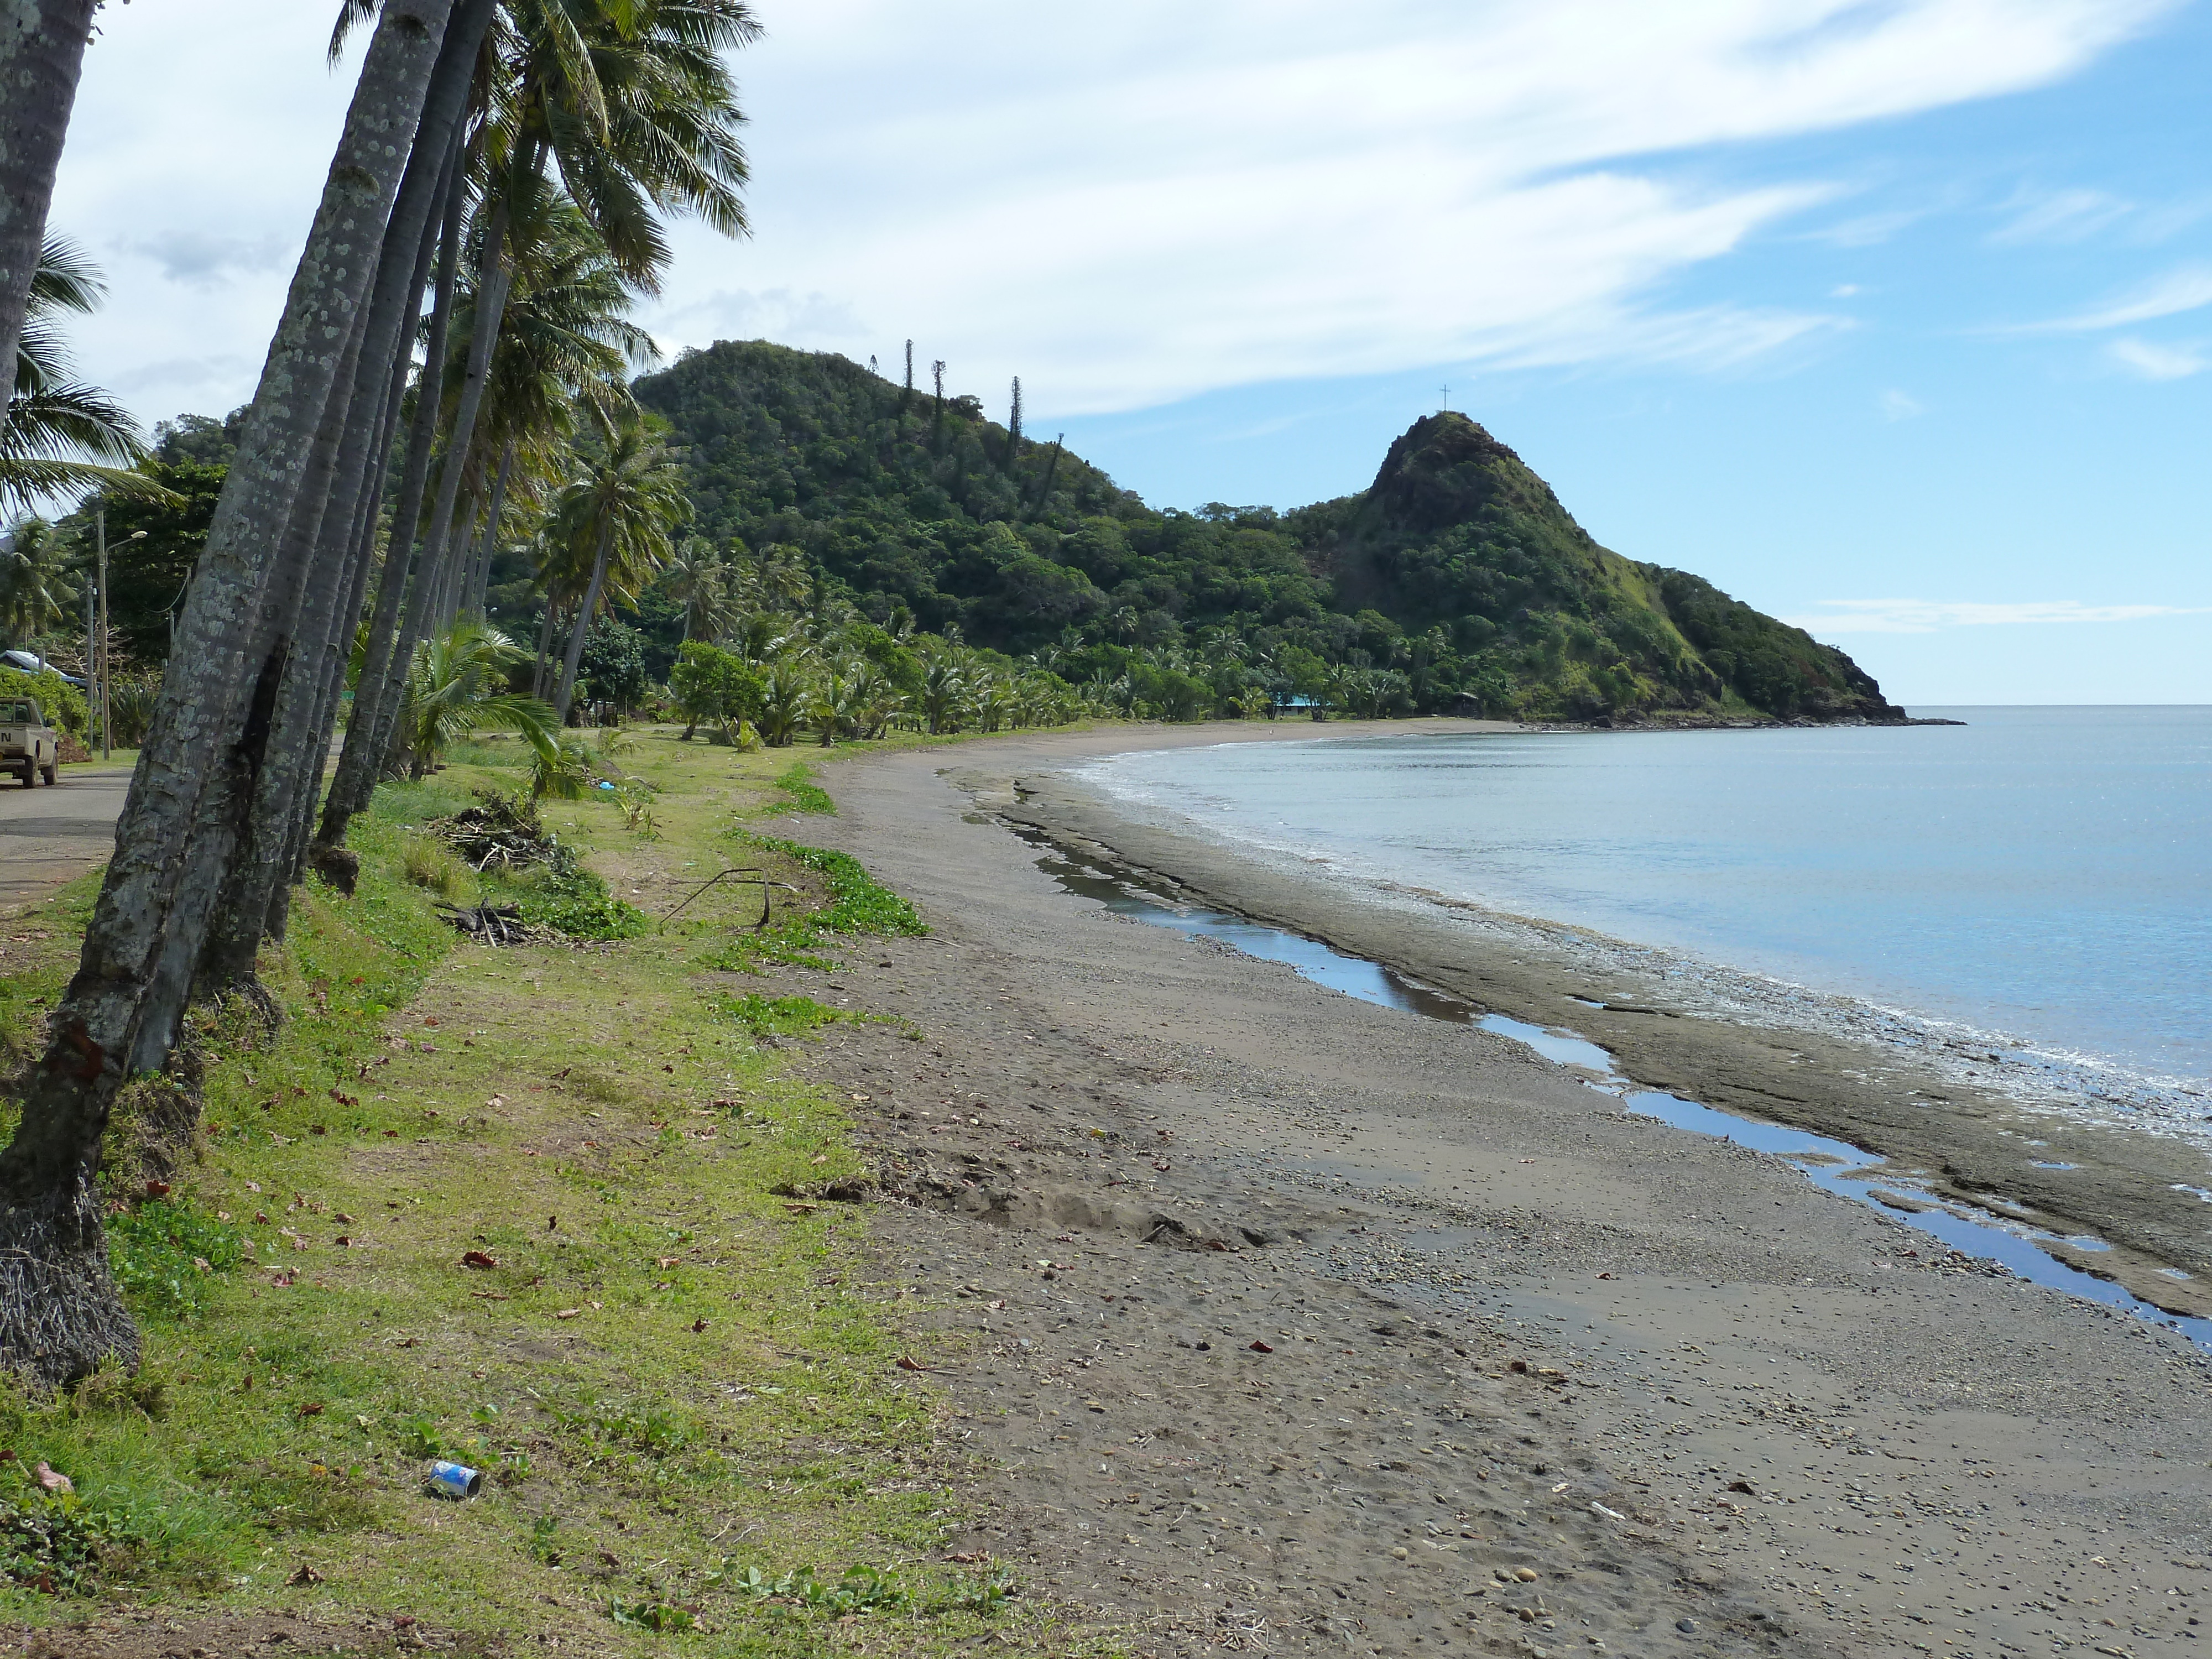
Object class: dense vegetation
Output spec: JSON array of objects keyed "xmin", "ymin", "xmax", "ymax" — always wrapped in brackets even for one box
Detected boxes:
[{"xmin": 638, "ymin": 341, "xmax": 1902, "ymax": 723}]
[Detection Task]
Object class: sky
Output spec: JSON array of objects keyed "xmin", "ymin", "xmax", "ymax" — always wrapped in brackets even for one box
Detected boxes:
[{"xmin": 44, "ymin": 0, "xmax": 2212, "ymax": 703}]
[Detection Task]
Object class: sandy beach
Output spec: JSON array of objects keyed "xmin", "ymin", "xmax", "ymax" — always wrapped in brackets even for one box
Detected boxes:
[{"xmin": 775, "ymin": 719, "xmax": 2212, "ymax": 1657}]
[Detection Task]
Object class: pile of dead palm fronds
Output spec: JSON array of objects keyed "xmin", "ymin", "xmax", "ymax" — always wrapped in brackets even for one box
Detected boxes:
[
  {"xmin": 427, "ymin": 791, "xmax": 574, "ymax": 876},
  {"xmin": 433, "ymin": 901, "xmax": 534, "ymax": 946}
]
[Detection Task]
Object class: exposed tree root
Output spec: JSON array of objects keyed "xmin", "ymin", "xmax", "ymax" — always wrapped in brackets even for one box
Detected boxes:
[
  {"xmin": 307, "ymin": 842, "xmax": 361, "ymax": 896},
  {"xmin": 0, "ymin": 1190, "xmax": 139, "ymax": 1390}
]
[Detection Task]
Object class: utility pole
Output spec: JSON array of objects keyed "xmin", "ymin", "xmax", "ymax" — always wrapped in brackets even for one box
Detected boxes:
[
  {"xmin": 82, "ymin": 533, "xmax": 95, "ymax": 739},
  {"xmin": 106, "ymin": 530, "xmax": 142, "ymax": 756},
  {"xmin": 92, "ymin": 505, "xmax": 105, "ymax": 757}
]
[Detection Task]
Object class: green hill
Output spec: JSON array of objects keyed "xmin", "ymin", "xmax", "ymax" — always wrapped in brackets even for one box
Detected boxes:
[{"xmin": 635, "ymin": 340, "xmax": 1902, "ymax": 723}]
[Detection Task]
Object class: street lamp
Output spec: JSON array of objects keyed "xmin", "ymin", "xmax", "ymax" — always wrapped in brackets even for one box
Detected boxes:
[{"xmin": 90, "ymin": 504, "xmax": 147, "ymax": 760}]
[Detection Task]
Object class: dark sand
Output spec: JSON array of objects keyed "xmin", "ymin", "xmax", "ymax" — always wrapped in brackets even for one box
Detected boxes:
[{"xmin": 782, "ymin": 721, "xmax": 2212, "ymax": 1657}]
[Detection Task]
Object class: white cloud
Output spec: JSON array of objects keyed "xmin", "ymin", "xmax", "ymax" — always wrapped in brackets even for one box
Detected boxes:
[
  {"xmin": 2107, "ymin": 335, "xmax": 2208, "ymax": 379},
  {"xmin": 122, "ymin": 229, "xmax": 291, "ymax": 291},
  {"xmin": 1803, "ymin": 206, "xmax": 1933, "ymax": 248},
  {"xmin": 1989, "ymin": 185, "xmax": 2132, "ymax": 244},
  {"xmin": 2012, "ymin": 264, "xmax": 2212, "ymax": 332},
  {"xmin": 1786, "ymin": 598, "xmax": 2210, "ymax": 634},
  {"xmin": 46, "ymin": 0, "xmax": 2183, "ymax": 424},
  {"xmin": 1879, "ymin": 389, "xmax": 1924, "ymax": 420}
]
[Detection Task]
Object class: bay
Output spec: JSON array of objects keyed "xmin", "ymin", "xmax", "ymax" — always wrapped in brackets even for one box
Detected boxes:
[{"xmin": 1081, "ymin": 706, "xmax": 2212, "ymax": 1106}]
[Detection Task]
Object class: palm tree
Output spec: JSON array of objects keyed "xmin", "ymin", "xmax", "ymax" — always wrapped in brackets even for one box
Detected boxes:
[
  {"xmin": 662, "ymin": 536, "xmax": 736, "ymax": 643},
  {"xmin": 333, "ymin": 0, "xmax": 759, "ymax": 842},
  {"xmin": 754, "ymin": 663, "xmax": 811, "ymax": 747},
  {"xmin": 920, "ymin": 656, "xmax": 968, "ymax": 734},
  {"xmin": 546, "ymin": 415, "xmax": 689, "ymax": 721},
  {"xmin": 441, "ymin": 187, "xmax": 659, "ymax": 621},
  {"xmin": 0, "ymin": 0, "xmax": 463, "ymax": 1393},
  {"xmin": 1, "ymin": 239, "xmax": 164, "ymax": 519},
  {"xmin": 0, "ymin": 1, "xmax": 100, "ymax": 406},
  {"xmin": 398, "ymin": 617, "xmax": 561, "ymax": 777},
  {"xmin": 0, "ymin": 515, "xmax": 75, "ymax": 640}
]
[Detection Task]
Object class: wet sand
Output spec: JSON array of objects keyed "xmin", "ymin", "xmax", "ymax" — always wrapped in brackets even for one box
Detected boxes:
[
  {"xmin": 1006, "ymin": 722, "xmax": 2212, "ymax": 1324},
  {"xmin": 778, "ymin": 721, "xmax": 2212, "ymax": 1657}
]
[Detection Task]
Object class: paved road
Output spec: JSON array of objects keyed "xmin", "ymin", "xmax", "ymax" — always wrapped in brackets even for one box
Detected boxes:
[{"xmin": 0, "ymin": 765, "xmax": 129, "ymax": 907}]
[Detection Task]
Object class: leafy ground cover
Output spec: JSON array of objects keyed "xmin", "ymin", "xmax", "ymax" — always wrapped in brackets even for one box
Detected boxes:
[{"xmin": 0, "ymin": 732, "xmax": 1113, "ymax": 1656}]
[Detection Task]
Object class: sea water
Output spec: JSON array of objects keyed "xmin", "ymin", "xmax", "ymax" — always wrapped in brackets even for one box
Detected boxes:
[{"xmin": 1078, "ymin": 706, "xmax": 2212, "ymax": 1147}]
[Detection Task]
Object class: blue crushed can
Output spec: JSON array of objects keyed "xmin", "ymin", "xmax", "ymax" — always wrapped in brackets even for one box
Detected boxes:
[{"xmin": 426, "ymin": 1459, "xmax": 483, "ymax": 1499}]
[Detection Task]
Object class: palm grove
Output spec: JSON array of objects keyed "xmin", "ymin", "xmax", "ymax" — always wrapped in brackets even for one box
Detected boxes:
[{"xmin": 0, "ymin": 0, "xmax": 820, "ymax": 1389}]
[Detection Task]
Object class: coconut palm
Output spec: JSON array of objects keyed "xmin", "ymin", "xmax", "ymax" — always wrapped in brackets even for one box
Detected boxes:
[
  {"xmin": 441, "ymin": 186, "xmax": 660, "ymax": 619},
  {"xmin": 0, "ymin": 2, "xmax": 99, "ymax": 408},
  {"xmin": 546, "ymin": 414, "xmax": 690, "ymax": 721},
  {"xmin": 848, "ymin": 661, "xmax": 904, "ymax": 739},
  {"xmin": 662, "ymin": 536, "xmax": 738, "ymax": 643},
  {"xmin": 920, "ymin": 656, "xmax": 969, "ymax": 735},
  {"xmin": 754, "ymin": 663, "xmax": 811, "ymax": 747},
  {"xmin": 0, "ymin": 514, "xmax": 76, "ymax": 639},
  {"xmin": 398, "ymin": 617, "xmax": 561, "ymax": 777},
  {"xmin": 1, "ymin": 0, "xmax": 464, "ymax": 1392},
  {"xmin": 335, "ymin": 0, "xmax": 759, "ymax": 838}
]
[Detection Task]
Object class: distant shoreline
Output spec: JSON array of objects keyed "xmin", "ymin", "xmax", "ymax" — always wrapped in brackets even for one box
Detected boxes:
[{"xmin": 941, "ymin": 718, "xmax": 2210, "ymax": 1323}]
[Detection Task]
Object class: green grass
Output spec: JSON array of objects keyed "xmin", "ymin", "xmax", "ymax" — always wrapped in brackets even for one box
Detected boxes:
[
  {"xmin": 762, "ymin": 761, "xmax": 834, "ymax": 816},
  {"xmin": 704, "ymin": 826, "xmax": 928, "ymax": 975},
  {"xmin": 0, "ymin": 729, "xmax": 1110, "ymax": 1656}
]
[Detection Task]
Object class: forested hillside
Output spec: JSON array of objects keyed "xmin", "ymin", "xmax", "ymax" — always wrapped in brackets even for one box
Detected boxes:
[{"xmin": 637, "ymin": 340, "xmax": 1901, "ymax": 723}]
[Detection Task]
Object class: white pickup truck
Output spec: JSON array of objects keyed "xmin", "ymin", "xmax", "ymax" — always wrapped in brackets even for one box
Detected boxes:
[{"xmin": 0, "ymin": 698, "xmax": 60, "ymax": 786}]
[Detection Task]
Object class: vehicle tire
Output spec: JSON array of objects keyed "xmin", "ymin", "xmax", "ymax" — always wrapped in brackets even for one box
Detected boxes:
[
  {"xmin": 17, "ymin": 768, "xmax": 31, "ymax": 788},
  {"xmin": 41, "ymin": 760, "xmax": 58, "ymax": 785}
]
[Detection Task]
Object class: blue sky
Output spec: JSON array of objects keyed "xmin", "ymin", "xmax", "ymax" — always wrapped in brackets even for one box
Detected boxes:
[
  {"xmin": 1040, "ymin": 3, "xmax": 2212, "ymax": 705},
  {"xmin": 48, "ymin": 0, "xmax": 2212, "ymax": 703}
]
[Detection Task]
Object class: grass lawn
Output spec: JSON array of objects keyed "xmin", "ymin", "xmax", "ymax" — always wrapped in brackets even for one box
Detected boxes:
[{"xmin": 0, "ymin": 727, "xmax": 1116, "ymax": 1656}]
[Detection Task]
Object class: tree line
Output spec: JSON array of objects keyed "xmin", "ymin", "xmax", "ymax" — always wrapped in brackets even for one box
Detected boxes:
[{"xmin": 0, "ymin": 0, "xmax": 761, "ymax": 1389}]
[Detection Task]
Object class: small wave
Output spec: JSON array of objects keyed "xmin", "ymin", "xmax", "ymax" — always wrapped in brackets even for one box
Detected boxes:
[{"xmin": 1073, "ymin": 751, "xmax": 2212, "ymax": 1156}]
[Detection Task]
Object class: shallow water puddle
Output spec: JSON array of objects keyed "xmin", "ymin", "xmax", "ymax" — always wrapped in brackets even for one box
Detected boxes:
[{"xmin": 1020, "ymin": 831, "xmax": 2212, "ymax": 1352}]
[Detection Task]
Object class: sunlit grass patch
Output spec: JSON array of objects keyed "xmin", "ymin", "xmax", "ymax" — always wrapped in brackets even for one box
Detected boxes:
[
  {"xmin": 0, "ymin": 730, "xmax": 1108, "ymax": 1652},
  {"xmin": 762, "ymin": 760, "xmax": 834, "ymax": 816}
]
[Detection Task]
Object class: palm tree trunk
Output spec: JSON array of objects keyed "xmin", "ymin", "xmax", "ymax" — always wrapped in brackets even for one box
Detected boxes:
[
  {"xmin": 0, "ymin": 0, "xmax": 456, "ymax": 1392},
  {"xmin": 0, "ymin": 0, "xmax": 98, "ymax": 411},
  {"xmin": 468, "ymin": 440, "xmax": 515, "ymax": 614},
  {"xmin": 199, "ymin": 0, "xmax": 489, "ymax": 994},
  {"xmin": 359, "ymin": 181, "xmax": 518, "ymax": 785},
  {"xmin": 553, "ymin": 521, "xmax": 612, "ymax": 724},
  {"xmin": 530, "ymin": 599, "xmax": 560, "ymax": 700},
  {"xmin": 431, "ymin": 480, "xmax": 480, "ymax": 630},
  {"xmin": 320, "ymin": 120, "xmax": 472, "ymax": 844}
]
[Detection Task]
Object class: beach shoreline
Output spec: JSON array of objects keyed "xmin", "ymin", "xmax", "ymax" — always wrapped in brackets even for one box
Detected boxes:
[
  {"xmin": 980, "ymin": 723, "xmax": 2212, "ymax": 1324},
  {"xmin": 780, "ymin": 720, "xmax": 2212, "ymax": 1656}
]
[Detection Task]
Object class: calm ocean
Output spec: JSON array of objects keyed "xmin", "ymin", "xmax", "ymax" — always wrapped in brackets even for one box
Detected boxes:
[{"xmin": 1079, "ymin": 706, "xmax": 2212, "ymax": 1139}]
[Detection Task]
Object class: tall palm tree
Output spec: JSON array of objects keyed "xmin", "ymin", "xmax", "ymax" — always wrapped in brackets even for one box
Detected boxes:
[
  {"xmin": 662, "ymin": 536, "xmax": 736, "ymax": 643},
  {"xmin": 546, "ymin": 415, "xmax": 689, "ymax": 721},
  {"xmin": 335, "ymin": 0, "xmax": 758, "ymax": 839},
  {"xmin": 440, "ymin": 187, "xmax": 660, "ymax": 620},
  {"xmin": 0, "ymin": 1, "xmax": 99, "ymax": 403},
  {"xmin": 0, "ymin": 0, "xmax": 462, "ymax": 1394}
]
